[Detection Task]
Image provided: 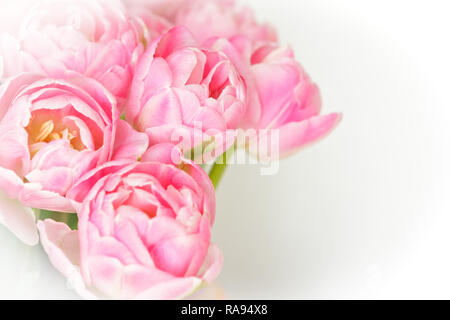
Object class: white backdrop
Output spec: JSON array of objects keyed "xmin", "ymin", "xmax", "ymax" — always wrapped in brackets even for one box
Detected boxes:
[{"xmin": 0, "ymin": 0, "xmax": 449, "ymax": 299}]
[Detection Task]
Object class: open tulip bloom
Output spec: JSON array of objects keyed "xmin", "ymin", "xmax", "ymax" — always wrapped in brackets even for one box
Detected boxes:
[{"xmin": 0, "ymin": 0, "xmax": 341, "ymax": 300}]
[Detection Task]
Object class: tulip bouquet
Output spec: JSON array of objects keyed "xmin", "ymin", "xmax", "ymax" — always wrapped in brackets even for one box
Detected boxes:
[{"xmin": 0, "ymin": 0, "xmax": 340, "ymax": 299}]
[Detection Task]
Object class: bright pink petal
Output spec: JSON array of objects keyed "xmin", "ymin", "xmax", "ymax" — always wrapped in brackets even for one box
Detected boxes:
[
  {"xmin": 150, "ymin": 233, "xmax": 209, "ymax": 278},
  {"xmin": 251, "ymin": 62, "xmax": 301, "ymax": 128},
  {"xmin": 154, "ymin": 26, "xmax": 197, "ymax": 58}
]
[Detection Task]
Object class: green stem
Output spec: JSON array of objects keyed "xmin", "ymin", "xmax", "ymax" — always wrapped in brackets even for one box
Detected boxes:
[
  {"xmin": 36, "ymin": 209, "xmax": 78, "ymax": 230},
  {"xmin": 209, "ymin": 148, "xmax": 234, "ymax": 189}
]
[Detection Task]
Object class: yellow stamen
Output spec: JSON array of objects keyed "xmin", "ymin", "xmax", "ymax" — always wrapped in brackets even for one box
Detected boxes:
[
  {"xmin": 35, "ymin": 120, "xmax": 55, "ymax": 142},
  {"xmin": 61, "ymin": 129, "xmax": 77, "ymax": 142},
  {"xmin": 68, "ymin": 131, "xmax": 77, "ymax": 140},
  {"xmin": 48, "ymin": 132, "xmax": 61, "ymax": 141}
]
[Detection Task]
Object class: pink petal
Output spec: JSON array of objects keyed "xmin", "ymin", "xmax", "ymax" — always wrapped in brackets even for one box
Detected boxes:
[
  {"xmin": 21, "ymin": 184, "xmax": 75, "ymax": 212},
  {"xmin": 121, "ymin": 265, "xmax": 176, "ymax": 298},
  {"xmin": 26, "ymin": 167, "xmax": 74, "ymax": 196},
  {"xmin": 173, "ymin": 88, "xmax": 202, "ymax": 123},
  {"xmin": 150, "ymin": 233, "xmax": 209, "ymax": 278},
  {"xmin": 0, "ymin": 34, "xmax": 22, "ymax": 78},
  {"xmin": 183, "ymin": 163, "xmax": 216, "ymax": 224},
  {"xmin": 37, "ymin": 219, "xmax": 79, "ymax": 271},
  {"xmin": 114, "ymin": 219, "xmax": 154, "ymax": 267},
  {"xmin": 251, "ymin": 62, "xmax": 301, "ymax": 128},
  {"xmin": 86, "ymin": 256, "xmax": 125, "ymax": 299},
  {"xmin": 30, "ymin": 140, "xmax": 78, "ymax": 171},
  {"xmin": 141, "ymin": 143, "xmax": 183, "ymax": 165},
  {"xmin": 37, "ymin": 219, "xmax": 99, "ymax": 299},
  {"xmin": 189, "ymin": 108, "xmax": 227, "ymax": 131},
  {"xmin": 0, "ymin": 190, "xmax": 38, "ymax": 246},
  {"xmin": 145, "ymin": 124, "xmax": 189, "ymax": 147},
  {"xmin": 141, "ymin": 57, "xmax": 173, "ymax": 104},
  {"xmin": 154, "ymin": 26, "xmax": 197, "ymax": 59},
  {"xmin": 254, "ymin": 113, "xmax": 342, "ymax": 159},
  {"xmin": 0, "ymin": 167, "xmax": 25, "ymax": 199},
  {"xmin": 198, "ymin": 243, "xmax": 223, "ymax": 283},
  {"xmin": 0, "ymin": 124, "xmax": 30, "ymax": 177},
  {"xmin": 166, "ymin": 48, "xmax": 205, "ymax": 86},
  {"xmin": 135, "ymin": 277, "xmax": 203, "ymax": 300},
  {"xmin": 0, "ymin": 73, "xmax": 44, "ymax": 120},
  {"xmin": 136, "ymin": 89, "xmax": 182, "ymax": 130},
  {"xmin": 113, "ymin": 120, "xmax": 149, "ymax": 161}
]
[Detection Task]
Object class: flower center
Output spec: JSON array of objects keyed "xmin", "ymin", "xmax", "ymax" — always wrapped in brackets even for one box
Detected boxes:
[{"xmin": 27, "ymin": 118, "xmax": 82, "ymax": 157}]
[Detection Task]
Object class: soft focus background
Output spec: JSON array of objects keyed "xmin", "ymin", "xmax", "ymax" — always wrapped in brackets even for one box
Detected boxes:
[{"xmin": 0, "ymin": 0, "xmax": 449, "ymax": 299}]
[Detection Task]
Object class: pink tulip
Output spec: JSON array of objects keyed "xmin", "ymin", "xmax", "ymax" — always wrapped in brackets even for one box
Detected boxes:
[
  {"xmin": 39, "ymin": 144, "xmax": 222, "ymax": 299},
  {"xmin": 124, "ymin": 0, "xmax": 277, "ymax": 45},
  {"xmin": 127, "ymin": 26, "xmax": 246, "ymax": 157},
  {"xmin": 0, "ymin": 0, "xmax": 146, "ymax": 108},
  {"xmin": 210, "ymin": 38, "xmax": 342, "ymax": 159},
  {"xmin": 0, "ymin": 73, "xmax": 148, "ymax": 244}
]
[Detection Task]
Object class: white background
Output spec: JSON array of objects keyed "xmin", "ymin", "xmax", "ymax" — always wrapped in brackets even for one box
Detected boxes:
[{"xmin": 0, "ymin": 0, "xmax": 450, "ymax": 299}]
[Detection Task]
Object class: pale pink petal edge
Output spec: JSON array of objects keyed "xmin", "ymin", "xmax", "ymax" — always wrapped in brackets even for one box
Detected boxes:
[{"xmin": 37, "ymin": 220, "xmax": 98, "ymax": 300}]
